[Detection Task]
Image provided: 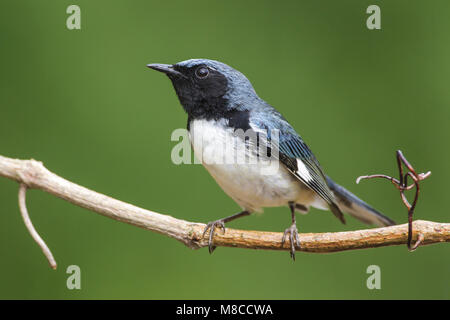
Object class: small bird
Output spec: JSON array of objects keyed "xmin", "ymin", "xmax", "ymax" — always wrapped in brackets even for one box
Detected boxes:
[{"xmin": 147, "ymin": 59, "xmax": 395, "ymax": 260}]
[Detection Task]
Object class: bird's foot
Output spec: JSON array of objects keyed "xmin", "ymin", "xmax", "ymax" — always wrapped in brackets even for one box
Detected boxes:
[
  {"xmin": 203, "ymin": 219, "xmax": 226, "ymax": 254},
  {"xmin": 281, "ymin": 223, "xmax": 300, "ymax": 261}
]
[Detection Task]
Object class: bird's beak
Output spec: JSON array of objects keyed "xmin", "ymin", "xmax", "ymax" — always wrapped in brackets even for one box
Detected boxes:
[{"xmin": 147, "ymin": 63, "xmax": 186, "ymax": 78}]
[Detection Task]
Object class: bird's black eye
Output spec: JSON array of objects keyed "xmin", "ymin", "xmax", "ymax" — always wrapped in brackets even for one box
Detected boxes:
[{"xmin": 195, "ymin": 66, "xmax": 209, "ymax": 79}]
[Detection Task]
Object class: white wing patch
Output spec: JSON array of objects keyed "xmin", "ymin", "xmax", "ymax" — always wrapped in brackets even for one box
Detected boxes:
[{"xmin": 295, "ymin": 159, "xmax": 313, "ymax": 182}]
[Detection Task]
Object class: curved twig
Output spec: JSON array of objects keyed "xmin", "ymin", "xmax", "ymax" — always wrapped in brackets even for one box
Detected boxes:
[
  {"xmin": 356, "ymin": 150, "xmax": 432, "ymax": 251},
  {"xmin": 18, "ymin": 183, "xmax": 57, "ymax": 269}
]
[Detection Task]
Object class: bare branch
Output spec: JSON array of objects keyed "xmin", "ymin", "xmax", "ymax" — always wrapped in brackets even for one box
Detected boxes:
[
  {"xmin": 356, "ymin": 150, "xmax": 432, "ymax": 251},
  {"xmin": 0, "ymin": 155, "xmax": 448, "ymax": 268},
  {"xmin": 18, "ymin": 183, "xmax": 57, "ymax": 269}
]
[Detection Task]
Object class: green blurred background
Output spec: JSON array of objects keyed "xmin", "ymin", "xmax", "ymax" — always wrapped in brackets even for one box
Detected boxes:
[{"xmin": 1, "ymin": 0, "xmax": 449, "ymax": 299}]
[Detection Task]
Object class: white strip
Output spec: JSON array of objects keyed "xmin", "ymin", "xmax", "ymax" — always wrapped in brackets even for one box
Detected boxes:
[{"xmin": 296, "ymin": 159, "xmax": 313, "ymax": 181}]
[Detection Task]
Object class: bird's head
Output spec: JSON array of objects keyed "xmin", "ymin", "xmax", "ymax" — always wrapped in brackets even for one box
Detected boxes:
[{"xmin": 147, "ymin": 59, "xmax": 258, "ymax": 118}]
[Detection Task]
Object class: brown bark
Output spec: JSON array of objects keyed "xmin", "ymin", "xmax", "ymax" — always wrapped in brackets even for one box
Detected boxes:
[{"xmin": 0, "ymin": 155, "xmax": 448, "ymax": 268}]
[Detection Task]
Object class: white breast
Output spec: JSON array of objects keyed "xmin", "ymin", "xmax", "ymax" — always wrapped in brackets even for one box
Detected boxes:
[{"xmin": 188, "ymin": 118, "xmax": 316, "ymax": 212}]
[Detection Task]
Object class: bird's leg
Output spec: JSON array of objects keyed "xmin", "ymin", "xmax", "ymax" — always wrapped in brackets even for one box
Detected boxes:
[
  {"xmin": 295, "ymin": 203, "xmax": 309, "ymax": 214},
  {"xmin": 203, "ymin": 210, "xmax": 250, "ymax": 254},
  {"xmin": 282, "ymin": 202, "xmax": 300, "ymax": 261}
]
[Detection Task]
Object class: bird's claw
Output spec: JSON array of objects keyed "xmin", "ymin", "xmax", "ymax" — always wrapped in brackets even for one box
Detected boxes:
[
  {"xmin": 281, "ymin": 224, "xmax": 300, "ymax": 261},
  {"xmin": 203, "ymin": 219, "xmax": 226, "ymax": 254}
]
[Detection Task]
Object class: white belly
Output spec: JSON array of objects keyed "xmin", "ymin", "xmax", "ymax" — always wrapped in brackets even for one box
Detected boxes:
[{"xmin": 188, "ymin": 119, "xmax": 317, "ymax": 212}]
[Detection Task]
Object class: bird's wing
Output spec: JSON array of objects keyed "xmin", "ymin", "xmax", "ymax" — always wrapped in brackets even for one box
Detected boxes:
[
  {"xmin": 250, "ymin": 111, "xmax": 345, "ymax": 223},
  {"xmin": 277, "ymin": 133, "xmax": 344, "ymax": 223}
]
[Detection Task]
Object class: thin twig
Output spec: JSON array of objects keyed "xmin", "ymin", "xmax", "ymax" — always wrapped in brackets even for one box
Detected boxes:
[
  {"xmin": 18, "ymin": 183, "xmax": 57, "ymax": 269},
  {"xmin": 356, "ymin": 150, "xmax": 431, "ymax": 251},
  {"xmin": 0, "ymin": 155, "xmax": 448, "ymax": 269}
]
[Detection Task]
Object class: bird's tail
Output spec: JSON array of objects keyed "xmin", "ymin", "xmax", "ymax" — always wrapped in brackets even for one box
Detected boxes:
[{"xmin": 326, "ymin": 176, "xmax": 396, "ymax": 227}]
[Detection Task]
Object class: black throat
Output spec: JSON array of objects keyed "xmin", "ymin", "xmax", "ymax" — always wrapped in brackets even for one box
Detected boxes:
[
  {"xmin": 168, "ymin": 76, "xmax": 250, "ymax": 132},
  {"xmin": 166, "ymin": 67, "xmax": 252, "ymax": 132},
  {"xmin": 186, "ymin": 107, "xmax": 251, "ymax": 132}
]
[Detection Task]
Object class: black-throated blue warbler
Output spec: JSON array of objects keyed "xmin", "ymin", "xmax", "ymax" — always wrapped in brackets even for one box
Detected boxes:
[{"xmin": 147, "ymin": 59, "xmax": 395, "ymax": 260}]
